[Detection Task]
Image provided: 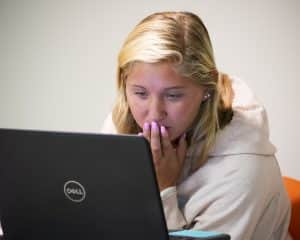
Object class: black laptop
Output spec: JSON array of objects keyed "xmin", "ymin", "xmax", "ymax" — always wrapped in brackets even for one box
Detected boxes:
[{"xmin": 0, "ymin": 128, "xmax": 230, "ymax": 240}]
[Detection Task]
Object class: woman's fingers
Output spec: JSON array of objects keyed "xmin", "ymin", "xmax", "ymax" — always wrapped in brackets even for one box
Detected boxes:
[
  {"xmin": 160, "ymin": 125, "xmax": 172, "ymax": 153},
  {"xmin": 142, "ymin": 123, "xmax": 186, "ymax": 190},
  {"xmin": 150, "ymin": 122, "xmax": 162, "ymax": 164},
  {"xmin": 143, "ymin": 122, "xmax": 151, "ymax": 141},
  {"xmin": 141, "ymin": 122, "xmax": 185, "ymax": 170}
]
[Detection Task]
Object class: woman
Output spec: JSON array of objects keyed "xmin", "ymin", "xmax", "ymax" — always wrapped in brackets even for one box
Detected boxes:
[{"xmin": 101, "ymin": 11, "xmax": 291, "ymax": 239}]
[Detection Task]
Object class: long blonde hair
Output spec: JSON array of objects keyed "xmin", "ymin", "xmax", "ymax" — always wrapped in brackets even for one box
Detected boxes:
[{"xmin": 112, "ymin": 11, "xmax": 233, "ymax": 166}]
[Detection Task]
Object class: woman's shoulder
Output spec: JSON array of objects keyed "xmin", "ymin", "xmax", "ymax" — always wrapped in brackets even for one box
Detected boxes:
[
  {"xmin": 100, "ymin": 112, "xmax": 117, "ymax": 134},
  {"xmin": 181, "ymin": 154, "xmax": 284, "ymax": 203},
  {"xmin": 208, "ymin": 154, "xmax": 281, "ymax": 189}
]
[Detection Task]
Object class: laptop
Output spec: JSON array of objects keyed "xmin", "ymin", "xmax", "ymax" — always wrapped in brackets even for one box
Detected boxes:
[{"xmin": 0, "ymin": 128, "xmax": 230, "ymax": 240}]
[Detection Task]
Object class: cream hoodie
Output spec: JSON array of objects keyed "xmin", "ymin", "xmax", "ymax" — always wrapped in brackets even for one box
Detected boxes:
[{"xmin": 101, "ymin": 77, "xmax": 291, "ymax": 240}]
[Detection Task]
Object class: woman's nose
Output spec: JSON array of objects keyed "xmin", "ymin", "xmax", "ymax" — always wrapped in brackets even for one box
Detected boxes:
[{"xmin": 148, "ymin": 98, "xmax": 167, "ymax": 123}]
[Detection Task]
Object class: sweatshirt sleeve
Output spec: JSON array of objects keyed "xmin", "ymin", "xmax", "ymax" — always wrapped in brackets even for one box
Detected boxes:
[
  {"xmin": 161, "ymin": 155, "xmax": 291, "ymax": 240},
  {"xmin": 160, "ymin": 186, "xmax": 188, "ymax": 229}
]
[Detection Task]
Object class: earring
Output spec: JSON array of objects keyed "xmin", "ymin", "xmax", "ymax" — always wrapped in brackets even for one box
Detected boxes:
[{"xmin": 203, "ymin": 93, "xmax": 211, "ymax": 101}]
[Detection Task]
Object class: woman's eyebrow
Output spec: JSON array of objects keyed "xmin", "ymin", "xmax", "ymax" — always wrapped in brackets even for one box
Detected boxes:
[
  {"xmin": 164, "ymin": 86, "xmax": 186, "ymax": 90},
  {"xmin": 128, "ymin": 84, "xmax": 146, "ymax": 89},
  {"xmin": 128, "ymin": 84, "xmax": 186, "ymax": 90}
]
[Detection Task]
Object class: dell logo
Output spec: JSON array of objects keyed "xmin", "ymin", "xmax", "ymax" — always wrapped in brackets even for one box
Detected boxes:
[{"xmin": 63, "ymin": 180, "xmax": 86, "ymax": 203}]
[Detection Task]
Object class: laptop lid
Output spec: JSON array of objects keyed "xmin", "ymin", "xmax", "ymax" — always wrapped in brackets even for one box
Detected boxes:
[{"xmin": 0, "ymin": 128, "xmax": 169, "ymax": 240}]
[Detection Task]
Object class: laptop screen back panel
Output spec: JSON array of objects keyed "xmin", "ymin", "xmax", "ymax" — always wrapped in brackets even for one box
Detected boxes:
[{"xmin": 0, "ymin": 129, "xmax": 169, "ymax": 240}]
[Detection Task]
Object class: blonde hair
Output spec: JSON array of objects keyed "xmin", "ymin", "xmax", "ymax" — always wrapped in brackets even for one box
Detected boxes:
[{"xmin": 112, "ymin": 11, "xmax": 233, "ymax": 167}]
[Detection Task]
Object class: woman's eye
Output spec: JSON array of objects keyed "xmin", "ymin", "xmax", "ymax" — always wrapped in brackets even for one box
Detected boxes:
[
  {"xmin": 134, "ymin": 91, "xmax": 147, "ymax": 97},
  {"xmin": 166, "ymin": 93, "xmax": 183, "ymax": 100}
]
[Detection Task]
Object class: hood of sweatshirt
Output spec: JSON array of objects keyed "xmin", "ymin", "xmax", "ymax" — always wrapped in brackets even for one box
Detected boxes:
[{"xmin": 207, "ymin": 77, "xmax": 276, "ymax": 157}]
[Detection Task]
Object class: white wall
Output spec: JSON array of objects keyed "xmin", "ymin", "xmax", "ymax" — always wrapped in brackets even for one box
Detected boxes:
[{"xmin": 0, "ymin": 0, "xmax": 299, "ymax": 179}]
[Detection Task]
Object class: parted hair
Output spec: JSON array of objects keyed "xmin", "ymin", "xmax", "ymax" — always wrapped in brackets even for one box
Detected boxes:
[{"xmin": 112, "ymin": 11, "xmax": 233, "ymax": 167}]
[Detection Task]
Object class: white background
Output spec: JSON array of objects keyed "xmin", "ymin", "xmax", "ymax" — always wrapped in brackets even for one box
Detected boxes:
[{"xmin": 0, "ymin": 0, "xmax": 299, "ymax": 179}]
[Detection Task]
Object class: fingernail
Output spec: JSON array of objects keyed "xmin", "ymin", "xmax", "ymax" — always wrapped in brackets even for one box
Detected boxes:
[
  {"xmin": 160, "ymin": 125, "xmax": 166, "ymax": 133},
  {"xmin": 151, "ymin": 121, "xmax": 158, "ymax": 129},
  {"xmin": 143, "ymin": 122, "xmax": 150, "ymax": 130}
]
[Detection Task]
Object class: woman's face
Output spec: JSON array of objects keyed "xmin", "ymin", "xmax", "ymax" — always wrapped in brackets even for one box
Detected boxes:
[{"xmin": 125, "ymin": 62, "xmax": 205, "ymax": 141}]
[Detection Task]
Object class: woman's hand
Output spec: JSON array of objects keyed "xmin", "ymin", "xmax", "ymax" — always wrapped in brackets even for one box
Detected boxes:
[{"xmin": 139, "ymin": 121, "xmax": 187, "ymax": 191}]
